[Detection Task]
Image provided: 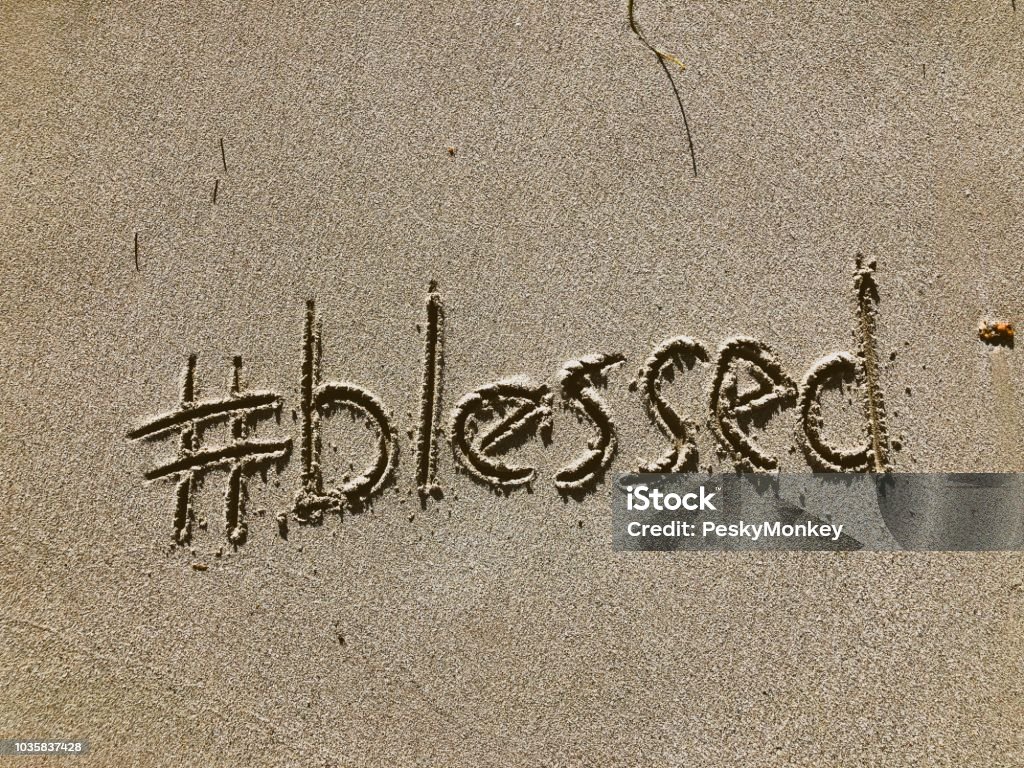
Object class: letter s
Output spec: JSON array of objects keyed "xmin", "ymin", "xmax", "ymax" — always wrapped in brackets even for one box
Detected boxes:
[{"xmin": 633, "ymin": 484, "xmax": 650, "ymax": 511}]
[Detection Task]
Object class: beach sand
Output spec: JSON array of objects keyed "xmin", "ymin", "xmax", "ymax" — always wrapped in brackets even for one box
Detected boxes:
[{"xmin": 2, "ymin": 1, "xmax": 1023, "ymax": 765}]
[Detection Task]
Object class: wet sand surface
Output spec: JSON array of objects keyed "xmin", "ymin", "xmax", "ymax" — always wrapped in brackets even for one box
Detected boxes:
[{"xmin": 2, "ymin": 2, "xmax": 1023, "ymax": 765}]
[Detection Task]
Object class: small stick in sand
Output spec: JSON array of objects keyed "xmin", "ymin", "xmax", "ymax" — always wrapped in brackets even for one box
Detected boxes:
[
  {"xmin": 220, "ymin": 137, "xmax": 228, "ymax": 173},
  {"xmin": 134, "ymin": 232, "xmax": 139, "ymax": 272},
  {"xmin": 213, "ymin": 179, "xmax": 219, "ymax": 204},
  {"xmin": 627, "ymin": 0, "xmax": 698, "ymax": 177}
]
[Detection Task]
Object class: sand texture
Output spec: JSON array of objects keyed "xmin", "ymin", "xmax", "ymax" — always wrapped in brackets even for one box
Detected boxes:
[{"xmin": 2, "ymin": 1, "xmax": 1023, "ymax": 765}]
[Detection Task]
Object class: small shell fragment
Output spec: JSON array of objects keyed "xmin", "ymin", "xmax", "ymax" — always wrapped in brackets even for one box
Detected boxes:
[{"xmin": 979, "ymin": 320, "xmax": 1015, "ymax": 345}]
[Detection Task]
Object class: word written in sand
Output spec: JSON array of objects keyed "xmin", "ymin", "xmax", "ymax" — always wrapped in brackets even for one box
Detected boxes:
[{"xmin": 128, "ymin": 259, "xmax": 892, "ymax": 544}]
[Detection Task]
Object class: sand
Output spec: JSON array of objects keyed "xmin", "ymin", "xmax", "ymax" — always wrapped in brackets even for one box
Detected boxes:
[{"xmin": 1, "ymin": 1, "xmax": 1023, "ymax": 765}]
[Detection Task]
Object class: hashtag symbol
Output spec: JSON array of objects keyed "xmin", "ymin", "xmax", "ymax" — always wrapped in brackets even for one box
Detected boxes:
[{"xmin": 127, "ymin": 355, "xmax": 291, "ymax": 544}]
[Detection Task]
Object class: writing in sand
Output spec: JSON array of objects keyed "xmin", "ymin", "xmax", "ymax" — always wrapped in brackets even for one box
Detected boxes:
[{"xmin": 127, "ymin": 258, "xmax": 893, "ymax": 545}]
